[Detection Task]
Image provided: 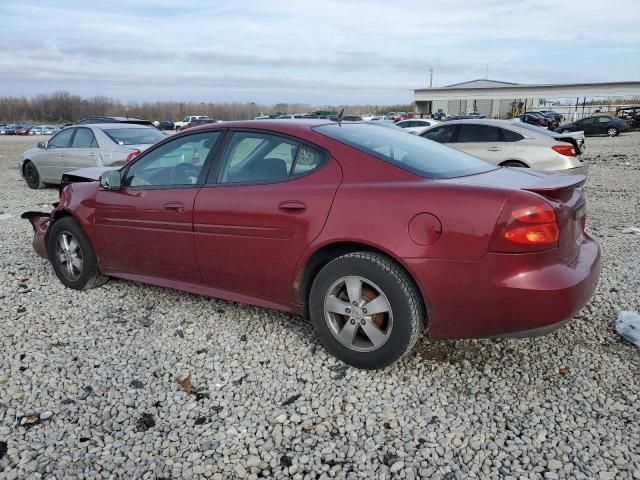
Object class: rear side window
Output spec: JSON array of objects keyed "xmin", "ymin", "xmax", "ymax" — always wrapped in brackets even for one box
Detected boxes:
[
  {"xmin": 217, "ymin": 132, "xmax": 326, "ymax": 184},
  {"xmin": 597, "ymin": 117, "xmax": 611, "ymax": 123},
  {"xmin": 501, "ymin": 129, "xmax": 524, "ymax": 142},
  {"xmin": 316, "ymin": 123, "xmax": 496, "ymax": 179},
  {"xmin": 103, "ymin": 127, "xmax": 166, "ymax": 145},
  {"xmin": 458, "ymin": 124, "xmax": 501, "ymax": 142},
  {"xmin": 421, "ymin": 125, "xmax": 456, "ymax": 143},
  {"xmin": 71, "ymin": 128, "xmax": 98, "ymax": 148}
]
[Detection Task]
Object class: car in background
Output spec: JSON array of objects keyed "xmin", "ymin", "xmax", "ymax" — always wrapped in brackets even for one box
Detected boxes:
[
  {"xmin": 19, "ymin": 123, "xmax": 167, "ymax": 189},
  {"xmin": 514, "ymin": 112, "xmax": 554, "ymax": 128},
  {"xmin": 42, "ymin": 126, "xmax": 58, "ymax": 135},
  {"xmin": 537, "ymin": 110, "xmax": 563, "ymax": 122},
  {"xmin": 444, "ymin": 113, "xmax": 487, "ymax": 121},
  {"xmin": 174, "ymin": 116, "xmax": 210, "ymax": 130},
  {"xmin": 29, "ymin": 126, "xmax": 45, "ymax": 135},
  {"xmin": 23, "ymin": 120, "xmax": 600, "ymax": 369},
  {"xmin": 420, "ymin": 119, "xmax": 587, "ymax": 174},
  {"xmin": 341, "ymin": 115, "xmax": 363, "ymax": 122},
  {"xmin": 76, "ymin": 116, "xmax": 154, "ymax": 128},
  {"xmin": 4, "ymin": 125, "xmax": 28, "ymax": 135},
  {"xmin": 557, "ymin": 115, "xmax": 628, "ymax": 137},
  {"xmin": 396, "ymin": 118, "xmax": 441, "ymax": 135},
  {"xmin": 158, "ymin": 120, "xmax": 175, "ymax": 131},
  {"xmin": 16, "ymin": 125, "xmax": 34, "ymax": 135},
  {"xmin": 277, "ymin": 114, "xmax": 308, "ymax": 119},
  {"xmin": 180, "ymin": 119, "xmax": 218, "ymax": 130}
]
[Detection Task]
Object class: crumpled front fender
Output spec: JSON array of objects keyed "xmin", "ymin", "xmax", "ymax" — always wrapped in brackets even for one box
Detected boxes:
[{"xmin": 21, "ymin": 211, "xmax": 52, "ymax": 259}]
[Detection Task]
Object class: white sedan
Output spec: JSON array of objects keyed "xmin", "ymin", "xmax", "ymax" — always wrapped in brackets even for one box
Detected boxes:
[
  {"xmin": 19, "ymin": 123, "xmax": 167, "ymax": 189},
  {"xmin": 419, "ymin": 119, "xmax": 587, "ymax": 175}
]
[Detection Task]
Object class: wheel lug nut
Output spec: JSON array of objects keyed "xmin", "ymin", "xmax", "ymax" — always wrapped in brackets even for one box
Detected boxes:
[
  {"xmin": 345, "ymin": 308, "xmax": 351, "ymax": 314},
  {"xmin": 362, "ymin": 309, "xmax": 367, "ymax": 314},
  {"xmin": 360, "ymin": 319, "xmax": 366, "ymax": 325},
  {"xmin": 352, "ymin": 301, "xmax": 357, "ymax": 306},
  {"xmin": 350, "ymin": 319, "xmax": 356, "ymax": 324}
]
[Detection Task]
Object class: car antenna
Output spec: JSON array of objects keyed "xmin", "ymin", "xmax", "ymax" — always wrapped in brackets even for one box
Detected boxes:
[{"xmin": 337, "ymin": 108, "xmax": 344, "ymax": 126}]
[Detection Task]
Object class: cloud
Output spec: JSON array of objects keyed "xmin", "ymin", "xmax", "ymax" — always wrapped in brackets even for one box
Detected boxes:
[{"xmin": 0, "ymin": 0, "xmax": 639, "ymax": 103}]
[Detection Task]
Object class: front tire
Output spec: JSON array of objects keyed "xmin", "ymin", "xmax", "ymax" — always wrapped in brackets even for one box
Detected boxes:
[
  {"xmin": 23, "ymin": 161, "xmax": 46, "ymax": 189},
  {"xmin": 607, "ymin": 127, "xmax": 619, "ymax": 137},
  {"xmin": 309, "ymin": 252, "xmax": 424, "ymax": 369},
  {"xmin": 48, "ymin": 217, "xmax": 108, "ymax": 290}
]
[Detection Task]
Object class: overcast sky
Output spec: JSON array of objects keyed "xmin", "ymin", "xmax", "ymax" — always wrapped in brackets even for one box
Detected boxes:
[{"xmin": 1, "ymin": 0, "xmax": 639, "ymax": 105}]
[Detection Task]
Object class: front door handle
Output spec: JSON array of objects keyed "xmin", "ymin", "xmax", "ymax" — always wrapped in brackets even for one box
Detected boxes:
[
  {"xmin": 88, "ymin": 153, "xmax": 96, "ymax": 158},
  {"xmin": 487, "ymin": 146, "xmax": 502, "ymax": 152},
  {"xmin": 278, "ymin": 200, "xmax": 307, "ymax": 214},
  {"xmin": 163, "ymin": 201, "xmax": 184, "ymax": 213}
]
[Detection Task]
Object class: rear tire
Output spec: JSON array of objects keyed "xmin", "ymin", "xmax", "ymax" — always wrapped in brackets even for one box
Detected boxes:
[
  {"xmin": 23, "ymin": 161, "xmax": 46, "ymax": 189},
  {"xmin": 607, "ymin": 127, "xmax": 619, "ymax": 137},
  {"xmin": 48, "ymin": 217, "xmax": 108, "ymax": 290},
  {"xmin": 501, "ymin": 160, "xmax": 528, "ymax": 168},
  {"xmin": 309, "ymin": 252, "xmax": 424, "ymax": 369}
]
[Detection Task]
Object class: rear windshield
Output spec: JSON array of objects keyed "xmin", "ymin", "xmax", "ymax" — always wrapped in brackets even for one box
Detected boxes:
[
  {"xmin": 314, "ymin": 123, "xmax": 497, "ymax": 179},
  {"xmin": 103, "ymin": 127, "xmax": 166, "ymax": 145}
]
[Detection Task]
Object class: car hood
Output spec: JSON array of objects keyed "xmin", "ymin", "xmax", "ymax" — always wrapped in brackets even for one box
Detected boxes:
[{"xmin": 63, "ymin": 166, "xmax": 119, "ymax": 182}]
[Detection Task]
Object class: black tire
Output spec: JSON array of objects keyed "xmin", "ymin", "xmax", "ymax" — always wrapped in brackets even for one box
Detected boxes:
[
  {"xmin": 309, "ymin": 252, "xmax": 424, "ymax": 369},
  {"xmin": 501, "ymin": 160, "xmax": 528, "ymax": 168},
  {"xmin": 23, "ymin": 161, "xmax": 46, "ymax": 189},
  {"xmin": 607, "ymin": 127, "xmax": 619, "ymax": 137},
  {"xmin": 47, "ymin": 217, "xmax": 108, "ymax": 290}
]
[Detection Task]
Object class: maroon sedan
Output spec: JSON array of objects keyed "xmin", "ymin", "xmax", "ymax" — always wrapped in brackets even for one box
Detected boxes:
[{"xmin": 23, "ymin": 121, "xmax": 601, "ymax": 369}]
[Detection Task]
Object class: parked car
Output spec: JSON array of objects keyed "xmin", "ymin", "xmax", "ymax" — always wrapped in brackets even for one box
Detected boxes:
[
  {"xmin": 420, "ymin": 119, "xmax": 587, "ymax": 174},
  {"xmin": 19, "ymin": 123, "xmax": 167, "ymax": 189},
  {"xmin": 158, "ymin": 120, "xmax": 175, "ymax": 131},
  {"xmin": 557, "ymin": 115, "xmax": 628, "ymax": 137},
  {"xmin": 22, "ymin": 120, "xmax": 600, "ymax": 369},
  {"xmin": 42, "ymin": 126, "xmax": 58, "ymax": 135},
  {"xmin": 514, "ymin": 112, "xmax": 553, "ymax": 128},
  {"xmin": 16, "ymin": 125, "xmax": 34, "ymax": 135},
  {"xmin": 174, "ymin": 116, "xmax": 210, "ymax": 131},
  {"xmin": 276, "ymin": 114, "xmax": 308, "ymax": 119},
  {"xmin": 537, "ymin": 110, "xmax": 563, "ymax": 122},
  {"xmin": 29, "ymin": 126, "xmax": 44, "ymax": 135},
  {"xmin": 341, "ymin": 115, "xmax": 363, "ymax": 122},
  {"xmin": 4, "ymin": 125, "xmax": 26, "ymax": 135},
  {"xmin": 396, "ymin": 118, "xmax": 441, "ymax": 135},
  {"xmin": 76, "ymin": 116, "xmax": 154, "ymax": 128},
  {"xmin": 180, "ymin": 119, "xmax": 218, "ymax": 130}
]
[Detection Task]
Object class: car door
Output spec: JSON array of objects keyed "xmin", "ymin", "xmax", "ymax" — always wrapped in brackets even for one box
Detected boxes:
[
  {"xmin": 594, "ymin": 116, "xmax": 612, "ymax": 134},
  {"xmin": 93, "ymin": 131, "xmax": 223, "ymax": 283},
  {"xmin": 578, "ymin": 117, "xmax": 595, "ymax": 134},
  {"xmin": 193, "ymin": 130, "xmax": 342, "ymax": 304},
  {"xmin": 66, "ymin": 127, "xmax": 101, "ymax": 171},
  {"xmin": 37, "ymin": 127, "xmax": 75, "ymax": 182},
  {"xmin": 453, "ymin": 124, "xmax": 507, "ymax": 165}
]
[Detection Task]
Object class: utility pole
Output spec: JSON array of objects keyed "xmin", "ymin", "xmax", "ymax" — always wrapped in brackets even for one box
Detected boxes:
[{"xmin": 428, "ymin": 68, "xmax": 433, "ymax": 88}]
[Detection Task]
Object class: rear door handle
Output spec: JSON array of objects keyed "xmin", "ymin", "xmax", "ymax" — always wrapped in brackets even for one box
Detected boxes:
[
  {"xmin": 88, "ymin": 153, "xmax": 96, "ymax": 158},
  {"xmin": 487, "ymin": 146, "xmax": 502, "ymax": 152},
  {"xmin": 278, "ymin": 200, "xmax": 307, "ymax": 214},
  {"xmin": 163, "ymin": 201, "xmax": 184, "ymax": 212}
]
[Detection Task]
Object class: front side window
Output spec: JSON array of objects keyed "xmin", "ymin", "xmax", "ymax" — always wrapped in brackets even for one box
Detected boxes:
[
  {"xmin": 316, "ymin": 123, "xmax": 495, "ymax": 180},
  {"xmin": 124, "ymin": 132, "xmax": 220, "ymax": 187},
  {"xmin": 421, "ymin": 125, "xmax": 456, "ymax": 143},
  {"xmin": 48, "ymin": 128, "xmax": 75, "ymax": 149},
  {"xmin": 71, "ymin": 128, "xmax": 98, "ymax": 148},
  {"xmin": 458, "ymin": 124, "xmax": 501, "ymax": 143}
]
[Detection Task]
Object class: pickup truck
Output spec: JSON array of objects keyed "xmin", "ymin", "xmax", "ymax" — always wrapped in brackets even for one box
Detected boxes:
[{"xmin": 174, "ymin": 116, "xmax": 209, "ymax": 131}]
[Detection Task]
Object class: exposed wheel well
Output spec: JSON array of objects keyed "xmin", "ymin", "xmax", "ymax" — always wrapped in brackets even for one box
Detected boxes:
[
  {"xmin": 499, "ymin": 160, "xmax": 529, "ymax": 168},
  {"xmin": 298, "ymin": 241, "xmax": 426, "ymax": 318}
]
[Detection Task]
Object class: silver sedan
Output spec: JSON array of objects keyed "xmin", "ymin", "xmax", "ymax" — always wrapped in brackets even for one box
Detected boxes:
[
  {"xmin": 19, "ymin": 123, "xmax": 167, "ymax": 188},
  {"xmin": 420, "ymin": 119, "xmax": 587, "ymax": 175}
]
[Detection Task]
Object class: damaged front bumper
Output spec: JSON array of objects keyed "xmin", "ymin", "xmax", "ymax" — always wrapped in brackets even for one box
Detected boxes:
[{"xmin": 21, "ymin": 210, "xmax": 53, "ymax": 259}]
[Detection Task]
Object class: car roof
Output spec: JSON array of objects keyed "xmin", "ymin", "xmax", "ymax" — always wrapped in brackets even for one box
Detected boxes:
[
  {"xmin": 187, "ymin": 119, "xmax": 334, "ymax": 133},
  {"xmin": 74, "ymin": 123, "xmax": 155, "ymax": 130}
]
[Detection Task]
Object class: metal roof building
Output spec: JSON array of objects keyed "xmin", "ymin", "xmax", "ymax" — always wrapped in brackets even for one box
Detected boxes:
[{"xmin": 414, "ymin": 79, "xmax": 640, "ymax": 119}]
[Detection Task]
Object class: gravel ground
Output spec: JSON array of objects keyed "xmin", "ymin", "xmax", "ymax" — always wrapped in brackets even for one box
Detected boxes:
[{"xmin": 0, "ymin": 133, "xmax": 638, "ymax": 480}]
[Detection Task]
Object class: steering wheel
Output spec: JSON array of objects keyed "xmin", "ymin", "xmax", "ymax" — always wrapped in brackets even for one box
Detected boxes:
[{"xmin": 171, "ymin": 163, "xmax": 201, "ymax": 184}]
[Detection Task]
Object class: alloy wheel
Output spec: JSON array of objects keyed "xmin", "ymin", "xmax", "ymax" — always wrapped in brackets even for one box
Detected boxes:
[
  {"xmin": 323, "ymin": 275, "xmax": 393, "ymax": 352},
  {"xmin": 607, "ymin": 128, "xmax": 618, "ymax": 137},
  {"xmin": 55, "ymin": 232, "xmax": 84, "ymax": 281}
]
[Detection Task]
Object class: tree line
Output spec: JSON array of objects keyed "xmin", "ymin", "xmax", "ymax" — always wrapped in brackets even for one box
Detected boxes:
[{"xmin": 0, "ymin": 91, "xmax": 415, "ymax": 123}]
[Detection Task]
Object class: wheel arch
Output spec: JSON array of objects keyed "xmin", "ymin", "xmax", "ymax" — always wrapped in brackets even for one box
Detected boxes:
[
  {"xmin": 499, "ymin": 159, "xmax": 530, "ymax": 168},
  {"xmin": 296, "ymin": 240, "xmax": 428, "ymax": 321}
]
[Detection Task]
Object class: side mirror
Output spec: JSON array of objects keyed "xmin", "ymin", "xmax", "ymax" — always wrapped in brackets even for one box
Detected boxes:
[
  {"xmin": 37, "ymin": 142, "xmax": 46, "ymax": 149},
  {"xmin": 100, "ymin": 170, "xmax": 122, "ymax": 191}
]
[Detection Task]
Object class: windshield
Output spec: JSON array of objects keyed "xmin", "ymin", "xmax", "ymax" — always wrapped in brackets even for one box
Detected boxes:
[
  {"xmin": 315, "ymin": 123, "xmax": 497, "ymax": 179},
  {"xmin": 104, "ymin": 127, "xmax": 166, "ymax": 145}
]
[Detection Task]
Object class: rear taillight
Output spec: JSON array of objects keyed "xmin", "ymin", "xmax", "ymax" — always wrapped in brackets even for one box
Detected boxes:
[
  {"xmin": 126, "ymin": 150, "xmax": 141, "ymax": 162},
  {"xmin": 490, "ymin": 191, "xmax": 560, "ymax": 253},
  {"xmin": 552, "ymin": 144, "xmax": 576, "ymax": 157}
]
